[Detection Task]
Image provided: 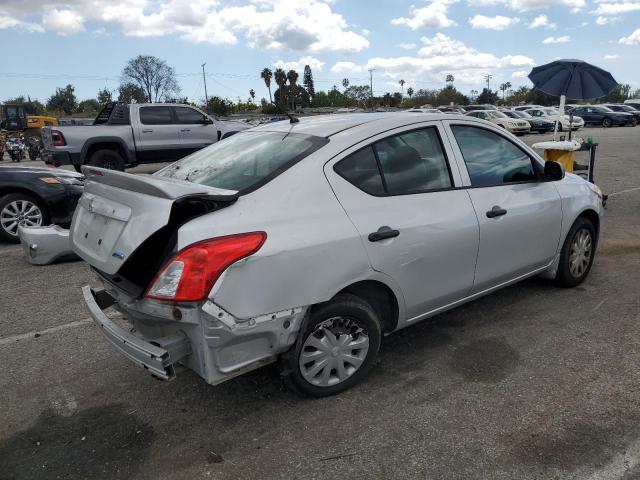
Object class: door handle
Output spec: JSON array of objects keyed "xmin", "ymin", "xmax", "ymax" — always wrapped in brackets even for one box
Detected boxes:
[
  {"xmin": 142, "ymin": 129, "xmax": 153, "ymax": 133},
  {"xmin": 180, "ymin": 129, "xmax": 191, "ymax": 132},
  {"xmin": 368, "ymin": 226, "xmax": 400, "ymax": 242},
  {"xmin": 486, "ymin": 206, "xmax": 507, "ymax": 218}
]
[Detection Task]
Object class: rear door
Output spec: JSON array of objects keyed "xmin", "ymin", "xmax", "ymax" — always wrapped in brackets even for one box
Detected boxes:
[
  {"xmin": 136, "ymin": 106, "xmax": 182, "ymax": 162},
  {"xmin": 444, "ymin": 121, "xmax": 562, "ymax": 293},
  {"xmin": 173, "ymin": 106, "xmax": 218, "ymax": 155},
  {"xmin": 324, "ymin": 122, "xmax": 479, "ymax": 321}
]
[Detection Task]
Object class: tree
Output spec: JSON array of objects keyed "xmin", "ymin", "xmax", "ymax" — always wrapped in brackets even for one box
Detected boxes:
[
  {"xmin": 249, "ymin": 89, "xmax": 256, "ymax": 102},
  {"xmin": 97, "ymin": 88, "xmax": 112, "ymax": 105},
  {"xmin": 121, "ymin": 55, "xmax": 180, "ymax": 103},
  {"xmin": 274, "ymin": 68, "xmax": 287, "ymax": 109},
  {"xmin": 46, "ymin": 84, "xmax": 77, "ymax": 115},
  {"xmin": 477, "ymin": 88, "xmax": 499, "ymax": 105},
  {"xmin": 4, "ymin": 96, "xmax": 44, "ymax": 115},
  {"xmin": 261, "ymin": 68, "xmax": 273, "ymax": 104},
  {"xmin": 598, "ymin": 83, "xmax": 631, "ymax": 103},
  {"xmin": 407, "ymin": 87, "xmax": 414, "ymax": 99},
  {"xmin": 506, "ymin": 86, "xmax": 530, "ymax": 105},
  {"xmin": 499, "ymin": 82, "xmax": 512, "ymax": 101},
  {"xmin": 286, "ymin": 70, "xmax": 299, "ymax": 110},
  {"xmin": 342, "ymin": 78, "xmax": 350, "ymax": 90},
  {"xmin": 117, "ymin": 82, "xmax": 147, "ymax": 103},
  {"xmin": 446, "ymin": 74, "xmax": 455, "ymax": 85},
  {"xmin": 207, "ymin": 96, "xmax": 234, "ymax": 117},
  {"xmin": 303, "ymin": 65, "xmax": 315, "ymax": 98},
  {"xmin": 399, "ymin": 79, "xmax": 405, "ymax": 95}
]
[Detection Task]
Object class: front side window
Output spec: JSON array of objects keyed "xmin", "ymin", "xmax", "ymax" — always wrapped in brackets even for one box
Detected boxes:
[
  {"xmin": 451, "ymin": 125, "xmax": 537, "ymax": 187},
  {"xmin": 157, "ymin": 131, "xmax": 328, "ymax": 192},
  {"xmin": 334, "ymin": 127, "xmax": 452, "ymax": 196},
  {"xmin": 140, "ymin": 106, "xmax": 172, "ymax": 125},
  {"xmin": 174, "ymin": 107, "xmax": 208, "ymax": 124}
]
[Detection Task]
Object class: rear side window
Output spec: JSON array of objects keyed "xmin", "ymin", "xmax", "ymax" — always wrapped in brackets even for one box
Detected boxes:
[
  {"xmin": 334, "ymin": 127, "xmax": 452, "ymax": 196},
  {"xmin": 174, "ymin": 107, "xmax": 207, "ymax": 124},
  {"xmin": 451, "ymin": 125, "xmax": 537, "ymax": 187},
  {"xmin": 140, "ymin": 106, "xmax": 172, "ymax": 125}
]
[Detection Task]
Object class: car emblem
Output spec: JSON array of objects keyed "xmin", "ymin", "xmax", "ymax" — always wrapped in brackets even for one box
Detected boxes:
[{"xmin": 112, "ymin": 251, "xmax": 125, "ymax": 260}]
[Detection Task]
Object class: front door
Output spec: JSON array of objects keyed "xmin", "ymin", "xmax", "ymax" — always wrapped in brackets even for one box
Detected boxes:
[
  {"xmin": 445, "ymin": 122, "xmax": 563, "ymax": 293},
  {"xmin": 324, "ymin": 123, "xmax": 479, "ymax": 321},
  {"xmin": 137, "ymin": 105, "xmax": 182, "ymax": 162},
  {"xmin": 173, "ymin": 106, "xmax": 218, "ymax": 155}
]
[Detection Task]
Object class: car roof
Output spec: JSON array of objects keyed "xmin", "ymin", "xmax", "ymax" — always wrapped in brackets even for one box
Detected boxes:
[{"xmin": 249, "ymin": 112, "xmax": 457, "ymax": 138}]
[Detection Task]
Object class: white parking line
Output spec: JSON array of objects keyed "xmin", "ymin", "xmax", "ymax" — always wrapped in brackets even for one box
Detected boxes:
[
  {"xmin": 0, "ymin": 318, "xmax": 92, "ymax": 346},
  {"xmin": 609, "ymin": 186, "xmax": 640, "ymax": 197}
]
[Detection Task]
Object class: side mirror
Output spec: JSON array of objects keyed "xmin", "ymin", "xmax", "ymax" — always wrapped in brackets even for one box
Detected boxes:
[
  {"xmin": 544, "ymin": 160, "xmax": 565, "ymax": 181},
  {"xmin": 202, "ymin": 118, "xmax": 214, "ymax": 125}
]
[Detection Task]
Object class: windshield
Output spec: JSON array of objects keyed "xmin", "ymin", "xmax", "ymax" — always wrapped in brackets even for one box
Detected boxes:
[
  {"xmin": 620, "ymin": 105, "xmax": 637, "ymax": 112},
  {"xmin": 543, "ymin": 108, "xmax": 559, "ymax": 116},
  {"xmin": 595, "ymin": 106, "xmax": 613, "ymax": 112},
  {"xmin": 487, "ymin": 111, "xmax": 507, "ymax": 119},
  {"xmin": 156, "ymin": 131, "xmax": 328, "ymax": 193},
  {"xmin": 513, "ymin": 111, "xmax": 530, "ymax": 118}
]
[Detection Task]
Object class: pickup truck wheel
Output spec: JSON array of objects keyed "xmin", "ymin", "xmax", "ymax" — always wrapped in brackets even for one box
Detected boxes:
[
  {"xmin": 87, "ymin": 149, "xmax": 125, "ymax": 171},
  {"xmin": 0, "ymin": 193, "xmax": 49, "ymax": 243},
  {"xmin": 555, "ymin": 217, "xmax": 596, "ymax": 288},
  {"xmin": 281, "ymin": 293, "xmax": 381, "ymax": 397}
]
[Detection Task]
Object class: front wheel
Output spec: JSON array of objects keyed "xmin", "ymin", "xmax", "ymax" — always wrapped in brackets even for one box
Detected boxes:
[
  {"xmin": 602, "ymin": 117, "xmax": 613, "ymax": 128},
  {"xmin": 555, "ymin": 217, "xmax": 596, "ymax": 287},
  {"xmin": 0, "ymin": 193, "xmax": 49, "ymax": 243},
  {"xmin": 281, "ymin": 294, "xmax": 381, "ymax": 397}
]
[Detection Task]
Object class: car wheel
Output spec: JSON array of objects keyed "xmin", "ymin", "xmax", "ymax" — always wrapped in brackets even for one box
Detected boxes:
[
  {"xmin": 629, "ymin": 118, "xmax": 638, "ymax": 127},
  {"xmin": 0, "ymin": 193, "xmax": 49, "ymax": 243},
  {"xmin": 555, "ymin": 217, "xmax": 596, "ymax": 288},
  {"xmin": 87, "ymin": 149, "xmax": 125, "ymax": 171},
  {"xmin": 602, "ymin": 117, "xmax": 613, "ymax": 128},
  {"xmin": 281, "ymin": 293, "xmax": 381, "ymax": 397}
]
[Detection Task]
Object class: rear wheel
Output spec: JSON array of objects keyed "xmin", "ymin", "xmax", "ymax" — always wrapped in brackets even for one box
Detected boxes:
[
  {"xmin": 629, "ymin": 118, "xmax": 638, "ymax": 127},
  {"xmin": 281, "ymin": 294, "xmax": 381, "ymax": 397},
  {"xmin": 86, "ymin": 149, "xmax": 125, "ymax": 171},
  {"xmin": 602, "ymin": 117, "xmax": 613, "ymax": 128},
  {"xmin": 555, "ymin": 217, "xmax": 596, "ymax": 287},
  {"xmin": 0, "ymin": 193, "xmax": 49, "ymax": 243}
]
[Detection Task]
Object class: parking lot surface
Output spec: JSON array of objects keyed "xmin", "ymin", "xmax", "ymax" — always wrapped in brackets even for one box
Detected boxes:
[{"xmin": 1, "ymin": 126, "xmax": 639, "ymax": 479}]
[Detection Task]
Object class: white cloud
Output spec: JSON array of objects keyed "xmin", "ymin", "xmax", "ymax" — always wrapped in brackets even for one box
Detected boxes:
[
  {"xmin": 391, "ymin": 0, "xmax": 457, "ymax": 30},
  {"xmin": 0, "ymin": 0, "xmax": 370, "ymax": 53},
  {"xmin": 0, "ymin": 14, "xmax": 43, "ymax": 32},
  {"xmin": 330, "ymin": 61, "xmax": 363, "ymax": 74},
  {"xmin": 593, "ymin": 2, "xmax": 640, "ymax": 14},
  {"xmin": 398, "ymin": 42, "xmax": 417, "ymax": 50},
  {"xmin": 528, "ymin": 14, "xmax": 556, "ymax": 29},
  {"xmin": 604, "ymin": 54, "xmax": 619, "ymax": 59},
  {"xmin": 469, "ymin": 14, "xmax": 520, "ymax": 30},
  {"xmin": 580, "ymin": 21, "xmax": 589, "ymax": 26},
  {"xmin": 468, "ymin": 0, "xmax": 585, "ymax": 11},
  {"xmin": 512, "ymin": 70, "xmax": 528, "ymax": 78},
  {"xmin": 619, "ymin": 28, "xmax": 640, "ymax": 45},
  {"xmin": 596, "ymin": 15, "xmax": 622, "ymax": 24},
  {"xmin": 274, "ymin": 56, "xmax": 324, "ymax": 72},
  {"xmin": 542, "ymin": 35, "xmax": 571, "ymax": 43}
]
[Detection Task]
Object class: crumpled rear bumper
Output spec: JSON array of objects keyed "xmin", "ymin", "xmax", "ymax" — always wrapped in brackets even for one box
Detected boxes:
[
  {"xmin": 19, "ymin": 225, "xmax": 79, "ymax": 265},
  {"xmin": 82, "ymin": 286, "xmax": 191, "ymax": 380}
]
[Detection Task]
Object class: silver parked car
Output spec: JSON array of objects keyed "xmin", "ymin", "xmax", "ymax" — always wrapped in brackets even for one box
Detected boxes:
[{"xmin": 72, "ymin": 113, "xmax": 604, "ymax": 396}]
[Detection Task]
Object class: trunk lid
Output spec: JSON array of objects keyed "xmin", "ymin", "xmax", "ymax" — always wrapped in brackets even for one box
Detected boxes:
[{"xmin": 71, "ymin": 166, "xmax": 238, "ymax": 276}]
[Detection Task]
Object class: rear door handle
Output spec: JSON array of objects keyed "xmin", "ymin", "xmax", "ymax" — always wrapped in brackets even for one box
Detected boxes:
[
  {"xmin": 486, "ymin": 206, "xmax": 507, "ymax": 218},
  {"xmin": 142, "ymin": 129, "xmax": 153, "ymax": 133},
  {"xmin": 368, "ymin": 226, "xmax": 400, "ymax": 242}
]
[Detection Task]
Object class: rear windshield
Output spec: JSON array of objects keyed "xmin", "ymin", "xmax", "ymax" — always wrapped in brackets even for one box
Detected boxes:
[{"xmin": 156, "ymin": 131, "xmax": 328, "ymax": 193}]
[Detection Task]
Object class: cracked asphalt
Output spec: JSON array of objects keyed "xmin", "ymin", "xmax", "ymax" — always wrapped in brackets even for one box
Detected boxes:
[{"xmin": 1, "ymin": 126, "xmax": 639, "ymax": 479}]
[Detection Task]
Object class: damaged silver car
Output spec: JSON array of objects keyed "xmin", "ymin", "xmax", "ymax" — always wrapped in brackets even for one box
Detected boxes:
[{"xmin": 72, "ymin": 113, "xmax": 604, "ymax": 396}]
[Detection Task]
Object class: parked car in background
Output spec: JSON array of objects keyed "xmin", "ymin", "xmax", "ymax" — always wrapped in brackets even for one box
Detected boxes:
[
  {"xmin": 624, "ymin": 99, "xmax": 640, "ymax": 110},
  {"xmin": 0, "ymin": 166, "xmax": 83, "ymax": 243},
  {"xmin": 407, "ymin": 108, "xmax": 441, "ymax": 114},
  {"xmin": 438, "ymin": 106, "xmax": 467, "ymax": 114},
  {"xmin": 568, "ymin": 105, "xmax": 636, "ymax": 127},
  {"xmin": 513, "ymin": 105, "xmax": 542, "ymax": 111},
  {"xmin": 42, "ymin": 102, "xmax": 249, "ymax": 172},
  {"xmin": 525, "ymin": 107, "xmax": 584, "ymax": 131},
  {"xmin": 465, "ymin": 104, "xmax": 498, "ymax": 112},
  {"xmin": 73, "ymin": 113, "xmax": 603, "ymax": 396},
  {"xmin": 465, "ymin": 110, "xmax": 530, "ymax": 134},
  {"xmin": 601, "ymin": 104, "xmax": 640, "ymax": 124},
  {"xmin": 501, "ymin": 110, "xmax": 554, "ymax": 134}
]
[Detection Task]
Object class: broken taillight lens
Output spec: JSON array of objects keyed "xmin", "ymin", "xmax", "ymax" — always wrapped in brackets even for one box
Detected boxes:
[{"xmin": 144, "ymin": 232, "xmax": 266, "ymax": 302}]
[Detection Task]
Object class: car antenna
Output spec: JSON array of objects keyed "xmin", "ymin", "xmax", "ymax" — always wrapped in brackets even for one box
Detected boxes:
[{"xmin": 287, "ymin": 113, "xmax": 299, "ymax": 124}]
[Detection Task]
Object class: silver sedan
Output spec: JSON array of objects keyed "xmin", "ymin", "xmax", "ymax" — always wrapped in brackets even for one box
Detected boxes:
[{"xmin": 71, "ymin": 113, "xmax": 604, "ymax": 396}]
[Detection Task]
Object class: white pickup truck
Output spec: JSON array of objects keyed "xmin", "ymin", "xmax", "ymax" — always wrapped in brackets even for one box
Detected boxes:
[{"xmin": 42, "ymin": 102, "xmax": 249, "ymax": 171}]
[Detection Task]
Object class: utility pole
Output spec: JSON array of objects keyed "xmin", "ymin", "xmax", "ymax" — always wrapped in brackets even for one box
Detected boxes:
[
  {"xmin": 368, "ymin": 68, "xmax": 375, "ymax": 111},
  {"xmin": 484, "ymin": 74, "xmax": 493, "ymax": 91},
  {"xmin": 202, "ymin": 63, "xmax": 209, "ymax": 113}
]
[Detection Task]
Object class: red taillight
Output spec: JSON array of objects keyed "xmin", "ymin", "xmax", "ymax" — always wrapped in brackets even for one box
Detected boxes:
[
  {"xmin": 144, "ymin": 232, "xmax": 266, "ymax": 302},
  {"xmin": 51, "ymin": 130, "xmax": 66, "ymax": 147}
]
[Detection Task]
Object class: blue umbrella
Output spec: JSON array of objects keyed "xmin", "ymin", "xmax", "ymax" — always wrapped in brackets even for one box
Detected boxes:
[{"xmin": 528, "ymin": 59, "xmax": 618, "ymax": 139}]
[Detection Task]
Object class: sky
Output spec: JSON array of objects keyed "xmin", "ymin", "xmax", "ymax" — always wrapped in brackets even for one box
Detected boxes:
[{"xmin": 0, "ymin": 0, "xmax": 638, "ymax": 104}]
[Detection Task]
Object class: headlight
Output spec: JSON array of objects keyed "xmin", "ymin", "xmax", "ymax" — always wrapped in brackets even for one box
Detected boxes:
[
  {"xmin": 507, "ymin": 122, "xmax": 517, "ymax": 128},
  {"xmin": 39, "ymin": 176, "xmax": 84, "ymax": 186},
  {"xmin": 589, "ymin": 184, "xmax": 603, "ymax": 200}
]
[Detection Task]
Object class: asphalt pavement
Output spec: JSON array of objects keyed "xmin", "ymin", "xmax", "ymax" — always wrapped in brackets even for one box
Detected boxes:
[{"xmin": 1, "ymin": 126, "xmax": 639, "ymax": 480}]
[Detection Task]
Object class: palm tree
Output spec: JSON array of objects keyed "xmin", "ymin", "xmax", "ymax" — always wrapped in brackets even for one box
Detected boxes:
[
  {"xmin": 407, "ymin": 87, "xmax": 414, "ymax": 98},
  {"xmin": 286, "ymin": 69, "xmax": 299, "ymax": 110},
  {"xmin": 503, "ymin": 82, "xmax": 512, "ymax": 101},
  {"xmin": 249, "ymin": 89, "xmax": 255, "ymax": 103},
  {"xmin": 261, "ymin": 68, "xmax": 273, "ymax": 104},
  {"xmin": 342, "ymin": 78, "xmax": 349, "ymax": 90},
  {"xmin": 446, "ymin": 74, "xmax": 454, "ymax": 85},
  {"xmin": 399, "ymin": 79, "xmax": 405, "ymax": 95},
  {"xmin": 274, "ymin": 68, "xmax": 287, "ymax": 109},
  {"xmin": 470, "ymin": 89, "xmax": 478, "ymax": 100}
]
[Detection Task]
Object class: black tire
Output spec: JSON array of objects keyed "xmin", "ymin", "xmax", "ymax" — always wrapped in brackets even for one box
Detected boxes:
[
  {"xmin": 0, "ymin": 193, "xmax": 49, "ymax": 243},
  {"xmin": 602, "ymin": 117, "xmax": 613, "ymax": 128},
  {"xmin": 557, "ymin": 123, "xmax": 563, "ymax": 132},
  {"xmin": 629, "ymin": 118, "xmax": 638, "ymax": 127},
  {"xmin": 555, "ymin": 217, "xmax": 596, "ymax": 288},
  {"xmin": 281, "ymin": 293, "xmax": 382, "ymax": 397},
  {"xmin": 86, "ymin": 149, "xmax": 125, "ymax": 171}
]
